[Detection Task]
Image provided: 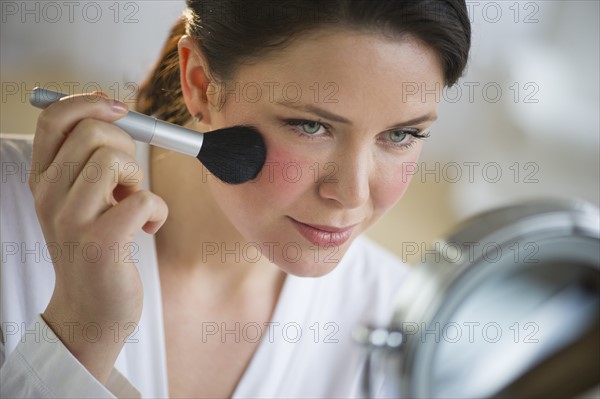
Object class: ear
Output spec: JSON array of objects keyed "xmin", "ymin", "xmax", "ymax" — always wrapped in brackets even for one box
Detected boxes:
[{"xmin": 178, "ymin": 35, "xmax": 219, "ymax": 127}]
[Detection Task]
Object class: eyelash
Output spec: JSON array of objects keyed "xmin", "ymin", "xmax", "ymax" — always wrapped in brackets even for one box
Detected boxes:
[{"xmin": 282, "ymin": 119, "xmax": 430, "ymax": 150}]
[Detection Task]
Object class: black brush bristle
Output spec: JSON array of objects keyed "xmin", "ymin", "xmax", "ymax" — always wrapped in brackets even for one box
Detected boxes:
[{"xmin": 197, "ymin": 125, "xmax": 267, "ymax": 184}]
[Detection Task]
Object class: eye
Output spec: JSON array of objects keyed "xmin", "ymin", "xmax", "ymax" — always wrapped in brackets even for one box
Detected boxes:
[
  {"xmin": 283, "ymin": 119, "xmax": 329, "ymax": 138},
  {"xmin": 379, "ymin": 128, "xmax": 431, "ymax": 150},
  {"xmin": 299, "ymin": 121, "xmax": 323, "ymax": 135},
  {"xmin": 388, "ymin": 130, "xmax": 409, "ymax": 143}
]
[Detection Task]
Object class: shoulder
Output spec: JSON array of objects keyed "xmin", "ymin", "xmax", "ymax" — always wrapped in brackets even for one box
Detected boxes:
[
  {"xmin": 0, "ymin": 133, "xmax": 55, "ymax": 350},
  {"xmin": 347, "ymin": 234, "xmax": 409, "ymax": 275},
  {"xmin": 1, "ymin": 134, "xmax": 36, "ymax": 216},
  {"xmin": 334, "ymin": 234, "xmax": 410, "ymax": 288},
  {"xmin": 317, "ymin": 235, "xmax": 411, "ymax": 326},
  {"xmin": 1, "ymin": 134, "xmax": 35, "ymax": 211},
  {"xmin": 1, "ymin": 133, "xmax": 35, "ymax": 194},
  {"xmin": 1, "ymin": 133, "xmax": 34, "ymax": 163}
]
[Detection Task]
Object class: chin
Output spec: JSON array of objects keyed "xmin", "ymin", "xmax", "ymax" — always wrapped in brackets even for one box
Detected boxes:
[{"xmin": 268, "ymin": 241, "xmax": 350, "ymax": 278}]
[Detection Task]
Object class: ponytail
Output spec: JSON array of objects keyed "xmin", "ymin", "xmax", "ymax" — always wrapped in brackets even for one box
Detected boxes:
[{"xmin": 135, "ymin": 16, "xmax": 190, "ymax": 125}]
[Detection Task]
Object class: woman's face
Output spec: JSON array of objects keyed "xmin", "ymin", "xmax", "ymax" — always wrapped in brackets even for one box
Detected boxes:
[{"xmin": 202, "ymin": 30, "xmax": 444, "ymax": 276}]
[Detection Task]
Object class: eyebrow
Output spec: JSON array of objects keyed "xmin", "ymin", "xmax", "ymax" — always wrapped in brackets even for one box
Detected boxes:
[
  {"xmin": 275, "ymin": 100, "xmax": 437, "ymax": 128},
  {"xmin": 276, "ymin": 101, "xmax": 352, "ymax": 124},
  {"xmin": 385, "ymin": 113, "xmax": 438, "ymax": 129}
]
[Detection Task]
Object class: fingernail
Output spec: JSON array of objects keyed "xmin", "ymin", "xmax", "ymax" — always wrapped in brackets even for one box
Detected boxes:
[{"xmin": 110, "ymin": 99, "xmax": 128, "ymax": 114}]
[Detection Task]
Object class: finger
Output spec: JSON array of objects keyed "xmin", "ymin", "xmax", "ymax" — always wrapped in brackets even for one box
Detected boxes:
[
  {"xmin": 30, "ymin": 93, "xmax": 128, "ymax": 189},
  {"xmin": 96, "ymin": 190, "xmax": 169, "ymax": 241},
  {"xmin": 63, "ymin": 147, "xmax": 144, "ymax": 223},
  {"xmin": 45, "ymin": 118, "xmax": 137, "ymax": 195}
]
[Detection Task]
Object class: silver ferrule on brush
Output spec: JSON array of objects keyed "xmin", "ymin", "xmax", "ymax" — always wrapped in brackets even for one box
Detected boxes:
[{"xmin": 30, "ymin": 87, "xmax": 204, "ymax": 157}]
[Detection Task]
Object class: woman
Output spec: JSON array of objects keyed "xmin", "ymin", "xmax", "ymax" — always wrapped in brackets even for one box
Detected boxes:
[{"xmin": 0, "ymin": 1, "xmax": 470, "ymax": 397}]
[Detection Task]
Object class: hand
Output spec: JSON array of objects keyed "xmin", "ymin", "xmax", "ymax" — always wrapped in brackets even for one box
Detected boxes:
[{"xmin": 28, "ymin": 92, "xmax": 168, "ymax": 383}]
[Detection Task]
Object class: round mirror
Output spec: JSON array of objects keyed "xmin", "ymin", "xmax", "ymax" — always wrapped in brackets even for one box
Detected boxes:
[{"xmin": 356, "ymin": 198, "xmax": 600, "ymax": 398}]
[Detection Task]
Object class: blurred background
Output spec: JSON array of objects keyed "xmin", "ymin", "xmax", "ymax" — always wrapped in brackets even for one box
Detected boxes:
[
  {"xmin": 1, "ymin": 0, "xmax": 599, "ymax": 264},
  {"xmin": 1, "ymin": 2, "xmax": 599, "ymax": 398}
]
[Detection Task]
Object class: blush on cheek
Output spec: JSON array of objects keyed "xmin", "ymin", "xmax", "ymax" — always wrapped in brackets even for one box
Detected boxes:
[
  {"xmin": 374, "ymin": 151, "xmax": 422, "ymax": 212},
  {"xmin": 378, "ymin": 176, "xmax": 410, "ymax": 211},
  {"xmin": 254, "ymin": 145, "xmax": 316, "ymax": 208}
]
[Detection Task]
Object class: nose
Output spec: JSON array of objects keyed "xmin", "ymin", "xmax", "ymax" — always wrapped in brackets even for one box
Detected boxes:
[{"xmin": 318, "ymin": 147, "xmax": 371, "ymax": 209}]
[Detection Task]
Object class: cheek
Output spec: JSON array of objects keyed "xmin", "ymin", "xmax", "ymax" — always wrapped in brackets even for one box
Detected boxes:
[
  {"xmin": 252, "ymin": 141, "xmax": 318, "ymax": 209},
  {"xmin": 372, "ymin": 149, "xmax": 422, "ymax": 212},
  {"xmin": 209, "ymin": 137, "xmax": 319, "ymax": 223}
]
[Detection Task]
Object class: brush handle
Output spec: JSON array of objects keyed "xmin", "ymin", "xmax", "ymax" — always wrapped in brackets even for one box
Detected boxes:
[{"xmin": 30, "ymin": 87, "xmax": 204, "ymax": 157}]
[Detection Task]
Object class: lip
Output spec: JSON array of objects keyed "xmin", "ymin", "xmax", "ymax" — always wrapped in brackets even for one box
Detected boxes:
[{"xmin": 288, "ymin": 217, "xmax": 358, "ymax": 247}]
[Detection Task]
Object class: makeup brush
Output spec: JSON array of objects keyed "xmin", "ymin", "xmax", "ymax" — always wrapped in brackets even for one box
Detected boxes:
[{"xmin": 29, "ymin": 87, "xmax": 266, "ymax": 184}]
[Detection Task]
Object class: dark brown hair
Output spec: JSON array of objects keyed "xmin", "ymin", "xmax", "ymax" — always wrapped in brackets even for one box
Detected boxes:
[{"xmin": 136, "ymin": 0, "xmax": 471, "ymax": 124}]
